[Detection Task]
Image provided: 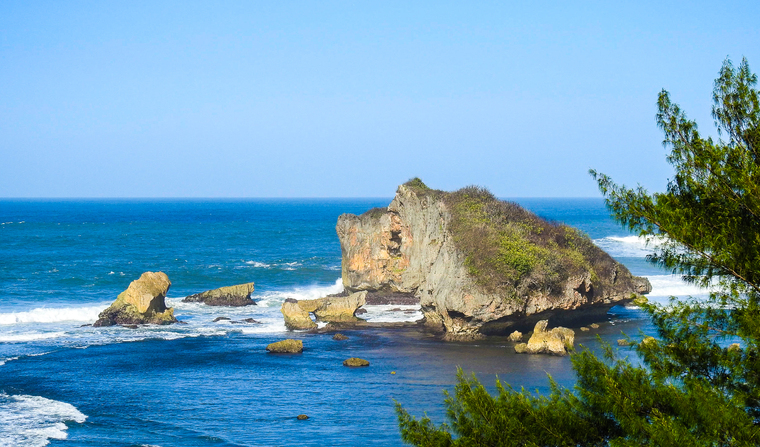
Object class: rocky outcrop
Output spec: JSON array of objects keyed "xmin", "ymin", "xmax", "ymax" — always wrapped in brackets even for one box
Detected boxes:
[
  {"xmin": 280, "ymin": 291, "xmax": 367, "ymax": 330},
  {"xmin": 519, "ymin": 320, "xmax": 575, "ymax": 356},
  {"xmin": 183, "ymin": 282, "xmax": 255, "ymax": 306},
  {"xmin": 266, "ymin": 339, "xmax": 303, "ymax": 353},
  {"xmin": 282, "ymin": 299, "xmax": 318, "ymax": 330},
  {"xmin": 508, "ymin": 331, "xmax": 523, "ymax": 342},
  {"xmin": 94, "ymin": 272, "xmax": 177, "ymax": 327},
  {"xmin": 336, "ymin": 180, "xmax": 651, "ymax": 339},
  {"xmin": 343, "ymin": 357, "xmax": 370, "ymax": 367}
]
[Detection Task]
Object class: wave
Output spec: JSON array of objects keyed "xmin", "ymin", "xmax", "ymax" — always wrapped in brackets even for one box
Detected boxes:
[
  {"xmin": 0, "ymin": 393, "xmax": 87, "ymax": 447},
  {"xmin": 0, "ymin": 332, "xmax": 66, "ymax": 343},
  {"xmin": 0, "ymin": 305, "xmax": 105, "ymax": 326},
  {"xmin": 593, "ymin": 235, "xmax": 668, "ymax": 258},
  {"xmin": 361, "ymin": 305, "xmax": 423, "ymax": 323},
  {"xmin": 245, "ymin": 261, "xmax": 271, "ymax": 268}
]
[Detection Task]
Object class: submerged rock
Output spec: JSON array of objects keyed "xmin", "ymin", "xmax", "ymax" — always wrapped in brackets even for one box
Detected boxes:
[
  {"xmin": 343, "ymin": 357, "xmax": 370, "ymax": 367},
  {"xmin": 333, "ymin": 333, "xmax": 349, "ymax": 341},
  {"xmin": 618, "ymin": 339, "xmax": 631, "ymax": 346},
  {"xmin": 297, "ymin": 414, "xmax": 309, "ymax": 420},
  {"xmin": 580, "ymin": 327, "xmax": 590, "ymax": 332},
  {"xmin": 183, "ymin": 282, "xmax": 255, "ymax": 306},
  {"xmin": 524, "ymin": 320, "xmax": 575, "ymax": 356},
  {"xmin": 266, "ymin": 339, "xmax": 303, "ymax": 353},
  {"xmin": 93, "ymin": 272, "xmax": 177, "ymax": 327},
  {"xmin": 336, "ymin": 180, "xmax": 651, "ymax": 339},
  {"xmin": 213, "ymin": 317, "xmax": 231, "ymax": 322}
]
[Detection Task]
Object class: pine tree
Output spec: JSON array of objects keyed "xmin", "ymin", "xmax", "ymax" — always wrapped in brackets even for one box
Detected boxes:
[{"xmin": 396, "ymin": 57, "xmax": 760, "ymax": 446}]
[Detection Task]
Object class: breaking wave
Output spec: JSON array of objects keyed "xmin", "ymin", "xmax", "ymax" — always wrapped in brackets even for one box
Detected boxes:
[{"xmin": 0, "ymin": 393, "xmax": 87, "ymax": 447}]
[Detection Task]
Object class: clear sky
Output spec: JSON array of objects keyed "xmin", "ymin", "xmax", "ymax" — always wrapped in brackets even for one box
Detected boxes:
[{"xmin": 1, "ymin": 1, "xmax": 758, "ymax": 198}]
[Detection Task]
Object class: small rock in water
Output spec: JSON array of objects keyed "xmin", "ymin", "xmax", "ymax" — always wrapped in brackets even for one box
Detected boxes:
[
  {"xmin": 590, "ymin": 323, "xmax": 600, "ymax": 329},
  {"xmin": 729, "ymin": 343, "xmax": 741, "ymax": 351},
  {"xmin": 355, "ymin": 308, "xmax": 368, "ymax": 315},
  {"xmin": 177, "ymin": 320, "xmax": 188, "ymax": 324},
  {"xmin": 333, "ymin": 333, "xmax": 349, "ymax": 341},
  {"xmin": 390, "ymin": 371, "xmax": 396, "ymax": 375},
  {"xmin": 391, "ymin": 308, "xmax": 402, "ymax": 312},
  {"xmin": 617, "ymin": 339, "xmax": 631, "ymax": 346},
  {"xmin": 243, "ymin": 318, "xmax": 261, "ymax": 324},
  {"xmin": 514, "ymin": 343, "xmax": 528, "ymax": 354},
  {"xmin": 121, "ymin": 324, "xmax": 139, "ymax": 329},
  {"xmin": 266, "ymin": 339, "xmax": 303, "ymax": 353},
  {"xmin": 580, "ymin": 327, "xmax": 590, "ymax": 332},
  {"xmin": 80, "ymin": 324, "xmax": 92, "ymax": 328},
  {"xmin": 343, "ymin": 357, "xmax": 370, "ymax": 367},
  {"xmin": 508, "ymin": 331, "xmax": 523, "ymax": 342},
  {"xmin": 297, "ymin": 414, "xmax": 309, "ymax": 420},
  {"xmin": 213, "ymin": 317, "xmax": 231, "ymax": 322}
]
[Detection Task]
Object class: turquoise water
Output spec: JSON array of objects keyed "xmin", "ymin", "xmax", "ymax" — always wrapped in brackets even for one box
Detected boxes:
[{"xmin": 0, "ymin": 199, "xmax": 703, "ymax": 446}]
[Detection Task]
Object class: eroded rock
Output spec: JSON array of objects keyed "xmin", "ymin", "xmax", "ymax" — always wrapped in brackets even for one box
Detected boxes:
[
  {"xmin": 93, "ymin": 272, "xmax": 177, "ymax": 327},
  {"xmin": 508, "ymin": 331, "xmax": 523, "ymax": 342},
  {"xmin": 524, "ymin": 320, "xmax": 575, "ymax": 356},
  {"xmin": 343, "ymin": 357, "xmax": 370, "ymax": 367},
  {"xmin": 281, "ymin": 292, "xmax": 367, "ymax": 330},
  {"xmin": 336, "ymin": 181, "xmax": 651, "ymax": 339},
  {"xmin": 266, "ymin": 339, "xmax": 303, "ymax": 353},
  {"xmin": 281, "ymin": 299, "xmax": 317, "ymax": 330},
  {"xmin": 183, "ymin": 282, "xmax": 255, "ymax": 306}
]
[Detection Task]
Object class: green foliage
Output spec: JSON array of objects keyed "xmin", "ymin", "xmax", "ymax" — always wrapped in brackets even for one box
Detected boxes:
[
  {"xmin": 405, "ymin": 177, "xmax": 434, "ymax": 193},
  {"xmin": 443, "ymin": 185, "xmax": 612, "ymax": 298},
  {"xmin": 397, "ymin": 58, "xmax": 760, "ymax": 445}
]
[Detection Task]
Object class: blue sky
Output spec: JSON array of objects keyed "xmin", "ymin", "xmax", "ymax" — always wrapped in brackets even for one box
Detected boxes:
[{"xmin": 1, "ymin": 1, "xmax": 758, "ymax": 197}]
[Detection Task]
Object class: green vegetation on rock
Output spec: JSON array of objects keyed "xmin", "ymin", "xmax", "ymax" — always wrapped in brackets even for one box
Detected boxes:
[
  {"xmin": 396, "ymin": 57, "xmax": 760, "ymax": 446},
  {"xmin": 403, "ymin": 182, "xmax": 615, "ymax": 300}
]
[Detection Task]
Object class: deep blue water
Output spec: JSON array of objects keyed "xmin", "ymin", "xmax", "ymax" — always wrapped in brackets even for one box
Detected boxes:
[{"xmin": 0, "ymin": 198, "xmax": 699, "ymax": 446}]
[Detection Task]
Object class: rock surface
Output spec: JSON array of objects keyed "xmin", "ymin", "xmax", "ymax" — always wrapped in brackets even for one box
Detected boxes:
[
  {"xmin": 281, "ymin": 299, "xmax": 317, "ymax": 330},
  {"xmin": 343, "ymin": 357, "xmax": 370, "ymax": 367},
  {"xmin": 93, "ymin": 272, "xmax": 177, "ymax": 327},
  {"xmin": 524, "ymin": 320, "xmax": 575, "ymax": 355},
  {"xmin": 333, "ymin": 333, "xmax": 349, "ymax": 341},
  {"xmin": 266, "ymin": 339, "xmax": 303, "ymax": 353},
  {"xmin": 508, "ymin": 331, "xmax": 523, "ymax": 342},
  {"xmin": 336, "ymin": 181, "xmax": 651, "ymax": 339},
  {"xmin": 183, "ymin": 282, "xmax": 255, "ymax": 306},
  {"xmin": 280, "ymin": 292, "xmax": 367, "ymax": 330}
]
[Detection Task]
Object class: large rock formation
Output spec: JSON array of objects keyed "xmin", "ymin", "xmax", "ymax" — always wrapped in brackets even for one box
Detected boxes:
[
  {"xmin": 336, "ymin": 180, "xmax": 651, "ymax": 339},
  {"xmin": 94, "ymin": 272, "xmax": 177, "ymax": 327},
  {"xmin": 183, "ymin": 282, "xmax": 255, "ymax": 306},
  {"xmin": 281, "ymin": 291, "xmax": 367, "ymax": 330}
]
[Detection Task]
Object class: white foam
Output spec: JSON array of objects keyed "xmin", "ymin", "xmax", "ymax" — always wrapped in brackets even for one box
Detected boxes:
[
  {"xmin": 360, "ymin": 305, "xmax": 423, "ymax": 323},
  {"xmin": 0, "ymin": 393, "xmax": 86, "ymax": 447},
  {"xmin": 645, "ymin": 275, "xmax": 713, "ymax": 298},
  {"xmin": 0, "ymin": 332, "xmax": 66, "ymax": 343},
  {"xmin": 593, "ymin": 235, "xmax": 669, "ymax": 258},
  {"xmin": 245, "ymin": 261, "xmax": 271, "ymax": 268},
  {"xmin": 0, "ymin": 305, "xmax": 104, "ymax": 326}
]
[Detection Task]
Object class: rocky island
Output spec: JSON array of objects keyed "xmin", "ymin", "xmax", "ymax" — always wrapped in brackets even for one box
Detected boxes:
[
  {"xmin": 336, "ymin": 179, "xmax": 651, "ymax": 339},
  {"xmin": 94, "ymin": 271, "xmax": 178, "ymax": 327}
]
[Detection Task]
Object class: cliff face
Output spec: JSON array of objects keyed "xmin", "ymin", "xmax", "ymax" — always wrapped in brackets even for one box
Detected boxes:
[{"xmin": 336, "ymin": 182, "xmax": 651, "ymax": 339}]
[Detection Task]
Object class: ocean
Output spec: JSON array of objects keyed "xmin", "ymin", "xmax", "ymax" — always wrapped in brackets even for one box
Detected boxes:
[{"xmin": 0, "ymin": 198, "xmax": 709, "ymax": 446}]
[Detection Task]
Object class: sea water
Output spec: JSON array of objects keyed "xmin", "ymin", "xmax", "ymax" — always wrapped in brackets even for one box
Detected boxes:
[{"xmin": 0, "ymin": 198, "xmax": 708, "ymax": 446}]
